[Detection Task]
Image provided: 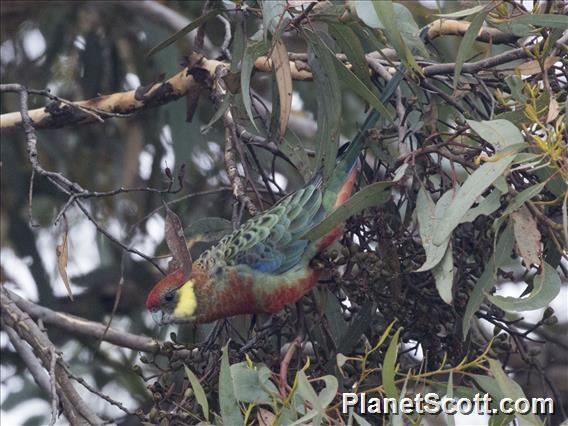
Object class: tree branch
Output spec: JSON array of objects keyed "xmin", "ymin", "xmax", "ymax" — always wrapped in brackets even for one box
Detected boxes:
[{"xmin": 1, "ymin": 287, "xmax": 105, "ymax": 425}]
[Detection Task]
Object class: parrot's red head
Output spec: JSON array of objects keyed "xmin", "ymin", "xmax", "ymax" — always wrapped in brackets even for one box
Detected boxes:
[{"xmin": 146, "ymin": 269, "xmax": 197, "ymax": 325}]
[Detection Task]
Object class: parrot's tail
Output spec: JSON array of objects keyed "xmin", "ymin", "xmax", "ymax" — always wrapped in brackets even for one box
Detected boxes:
[{"xmin": 321, "ymin": 138, "xmax": 364, "ymax": 212}]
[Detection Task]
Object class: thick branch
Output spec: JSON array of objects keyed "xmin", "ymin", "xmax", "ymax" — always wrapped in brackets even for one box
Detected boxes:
[
  {"xmin": 426, "ymin": 19, "xmax": 520, "ymax": 44},
  {"xmin": 1, "ymin": 287, "xmax": 104, "ymax": 425},
  {"xmin": 5, "ymin": 288, "xmax": 161, "ymax": 353}
]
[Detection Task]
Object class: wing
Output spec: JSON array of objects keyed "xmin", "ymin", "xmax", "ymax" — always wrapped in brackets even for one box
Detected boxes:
[{"xmin": 194, "ymin": 181, "xmax": 323, "ymax": 275}]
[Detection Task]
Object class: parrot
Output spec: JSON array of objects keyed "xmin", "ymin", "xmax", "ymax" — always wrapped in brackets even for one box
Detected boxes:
[{"xmin": 146, "ymin": 138, "xmax": 363, "ymax": 325}]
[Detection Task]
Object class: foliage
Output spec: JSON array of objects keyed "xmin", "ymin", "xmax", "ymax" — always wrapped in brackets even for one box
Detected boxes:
[{"xmin": 1, "ymin": 1, "xmax": 567, "ymax": 425}]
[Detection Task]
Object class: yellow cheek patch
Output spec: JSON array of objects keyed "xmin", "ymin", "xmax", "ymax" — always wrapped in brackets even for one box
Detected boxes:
[{"xmin": 173, "ymin": 280, "xmax": 197, "ymax": 318}]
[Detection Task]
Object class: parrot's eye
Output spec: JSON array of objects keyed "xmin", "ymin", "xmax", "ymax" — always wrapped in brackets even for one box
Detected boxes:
[{"xmin": 164, "ymin": 292, "xmax": 175, "ymax": 303}]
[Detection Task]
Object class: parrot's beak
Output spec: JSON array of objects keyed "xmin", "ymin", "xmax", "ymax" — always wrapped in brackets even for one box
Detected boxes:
[{"xmin": 150, "ymin": 309, "xmax": 163, "ymax": 325}]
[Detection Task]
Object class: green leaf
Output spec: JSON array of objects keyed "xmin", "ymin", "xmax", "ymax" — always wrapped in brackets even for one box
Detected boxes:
[
  {"xmin": 432, "ymin": 241, "xmax": 454, "ymax": 304},
  {"xmin": 453, "ymin": 9, "xmax": 489, "ymax": 90},
  {"xmin": 462, "ymin": 222, "xmax": 514, "ymax": 337},
  {"xmin": 501, "ymin": 181, "xmax": 547, "ymax": 217},
  {"xmin": 511, "ymin": 205, "xmax": 542, "ymax": 266},
  {"xmin": 511, "ymin": 14, "xmax": 568, "ymax": 29},
  {"xmin": 219, "ymin": 343, "xmax": 243, "ymax": 424},
  {"xmin": 261, "ymin": 0, "xmax": 288, "ymax": 37},
  {"xmin": 460, "ymin": 189, "xmax": 502, "ymax": 223},
  {"xmin": 305, "ymin": 30, "xmax": 342, "ymax": 181},
  {"xmin": 446, "ymin": 371, "xmax": 456, "ymax": 426},
  {"xmin": 382, "ymin": 327, "xmax": 401, "ymax": 399},
  {"xmin": 372, "ymin": 1, "xmax": 421, "ymax": 72},
  {"xmin": 467, "ymin": 119, "xmax": 524, "ymax": 151},
  {"xmin": 184, "ymin": 365, "xmax": 209, "ymax": 421},
  {"xmin": 327, "ymin": 301, "xmax": 376, "ymax": 372},
  {"xmin": 317, "ymin": 375, "xmax": 339, "ymax": 408},
  {"xmin": 433, "ymin": 154, "xmax": 517, "ymax": 245},
  {"xmin": 488, "ymin": 359, "xmax": 543, "ymax": 426},
  {"xmin": 230, "ymin": 362, "xmax": 277, "ymax": 403},
  {"xmin": 201, "ymin": 94, "xmax": 232, "ymax": 133},
  {"xmin": 352, "ymin": 412, "xmax": 373, "ymax": 426},
  {"xmin": 354, "ymin": 1, "xmax": 427, "ymax": 56},
  {"xmin": 302, "ymin": 181, "xmax": 393, "ymax": 241},
  {"xmin": 231, "ymin": 14, "xmax": 245, "ymax": 73},
  {"xmin": 416, "ymin": 187, "xmax": 452, "ymax": 272},
  {"xmin": 487, "ymin": 262, "xmax": 561, "ymax": 312},
  {"xmin": 434, "ymin": 5, "xmax": 486, "ymax": 18},
  {"xmin": 184, "ymin": 217, "xmax": 233, "ymax": 246},
  {"xmin": 241, "ymin": 40, "xmax": 269, "ymax": 131},
  {"xmin": 147, "ymin": 9, "xmax": 223, "ymax": 57},
  {"xmin": 331, "ymin": 50, "xmax": 394, "ymax": 123},
  {"xmin": 328, "ymin": 23, "xmax": 375, "ymax": 92},
  {"xmin": 280, "ymin": 131, "xmax": 312, "ymax": 182}
]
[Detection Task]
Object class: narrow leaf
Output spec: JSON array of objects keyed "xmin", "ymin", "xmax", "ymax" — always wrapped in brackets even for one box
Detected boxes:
[
  {"xmin": 147, "ymin": 9, "xmax": 223, "ymax": 57},
  {"xmin": 501, "ymin": 181, "xmax": 547, "ymax": 217},
  {"xmin": 460, "ymin": 189, "xmax": 502, "ymax": 224},
  {"xmin": 56, "ymin": 219, "xmax": 73, "ymax": 301},
  {"xmin": 241, "ymin": 40, "xmax": 269, "ymax": 131},
  {"xmin": 219, "ymin": 343, "xmax": 243, "ymax": 424},
  {"xmin": 432, "ymin": 242, "xmax": 454, "ymax": 304},
  {"xmin": 433, "ymin": 154, "xmax": 516, "ymax": 245},
  {"xmin": 270, "ymin": 38, "xmax": 293, "ymax": 137},
  {"xmin": 332, "ymin": 51, "xmax": 394, "ymax": 123},
  {"xmin": 434, "ymin": 5, "xmax": 486, "ymax": 17},
  {"xmin": 487, "ymin": 262, "xmax": 561, "ymax": 312},
  {"xmin": 511, "ymin": 205, "xmax": 542, "ymax": 266},
  {"xmin": 446, "ymin": 372, "xmax": 455, "ymax": 426},
  {"xmin": 372, "ymin": 1, "xmax": 421, "ymax": 73},
  {"xmin": 416, "ymin": 187, "xmax": 452, "ymax": 272},
  {"xmin": 462, "ymin": 222, "xmax": 514, "ymax": 337},
  {"xmin": 184, "ymin": 365, "xmax": 209, "ymax": 421},
  {"xmin": 467, "ymin": 119, "xmax": 524, "ymax": 151},
  {"xmin": 382, "ymin": 327, "xmax": 401, "ymax": 399},
  {"xmin": 511, "ymin": 14, "xmax": 568, "ymax": 29},
  {"xmin": 305, "ymin": 30, "xmax": 342, "ymax": 181},
  {"xmin": 164, "ymin": 202, "xmax": 192, "ymax": 278},
  {"xmin": 302, "ymin": 182, "xmax": 392, "ymax": 241},
  {"xmin": 453, "ymin": 9, "xmax": 489, "ymax": 91},
  {"xmin": 488, "ymin": 359, "xmax": 543, "ymax": 425}
]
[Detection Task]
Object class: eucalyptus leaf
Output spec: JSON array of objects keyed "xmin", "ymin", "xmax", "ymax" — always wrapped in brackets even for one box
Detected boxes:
[
  {"xmin": 432, "ymin": 241, "xmax": 454, "ymax": 304},
  {"xmin": 185, "ymin": 365, "xmax": 209, "ymax": 421},
  {"xmin": 511, "ymin": 14, "xmax": 568, "ymax": 29},
  {"xmin": 433, "ymin": 154, "xmax": 517, "ymax": 245},
  {"xmin": 241, "ymin": 40, "xmax": 269, "ymax": 131},
  {"xmin": 219, "ymin": 343, "xmax": 243, "ymax": 424},
  {"xmin": 416, "ymin": 187, "xmax": 452, "ymax": 272},
  {"xmin": 454, "ymin": 9, "xmax": 489, "ymax": 90},
  {"xmin": 434, "ymin": 5, "xmax": 486, "ymax": 18},
  {"xmin": 372, "ymin": 1, "xmax": 421, "ymax": 72},
  {"xmin": 462, "ymin": 222, "xmax": 514, "ymax": 337},
  {"xmin": 488, "ymin": 359, "xmax": 543, "ymax": 425},
  {"xmin": 306, "ymin": 30, "xmax": 342, "ymax": 181},
  {"xmin": 487, "ymin": 262, "xmax": 560, "ymax": 312},
  {"xmin": 230, "ymin": 362, "xmax": 275, "ymax": 403},
  {"xmin": 462, "ymin": 223, "xmax": 515, "ymax": 340},
  {"xmin": 382, "ymin": 327, "xmax": 401, "ymax": 399},
  {"xmin": 302, "ymin": 181, "xmax": 393, "ymax": 241},
  {"xmin": 501, "ymin": 181, "xmax": 547, "ymax": 217},
  {"xmin": 467, "ymin": 119, "xmax": 524, "ymax": 151},
  {"xmin": 147, "ymin": 9, "xmax": 223, "ymax": 57},
  {"xmin": 460, "ymin": 189, "xmax": 502, "ymax": 223}
]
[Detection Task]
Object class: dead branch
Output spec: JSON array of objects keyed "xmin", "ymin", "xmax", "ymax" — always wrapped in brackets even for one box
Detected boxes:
[
  {"xmin": 4, "ymin": 287, "xmax": 162, "ymax": 353},
  {"xmin": 1, "ymin": 287, "xmax": 105, "ymax": 425},
  {"xmin": 426, "ymin": 19, "xmax": 520, "ymax": 44}
]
